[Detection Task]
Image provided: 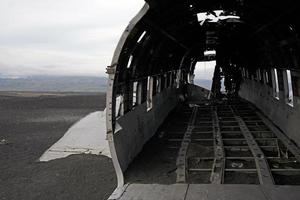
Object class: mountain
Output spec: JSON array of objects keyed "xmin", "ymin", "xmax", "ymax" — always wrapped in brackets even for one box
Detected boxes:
[
  {"xmin": 0, "ymin": 76, "xmax": 108, "ymax": 92},
  {"xmin": 0, "ymin": 76, "xmax": 212, "ymax": 92}
]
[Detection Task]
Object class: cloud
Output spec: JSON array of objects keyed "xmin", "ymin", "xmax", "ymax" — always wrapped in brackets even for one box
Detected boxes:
[
  {"xmin": 0, "ymin": 0, "xmax": 145, "ymax": 77},
  {"xmin": 194, "ymin": 61, "xmax": 216, "ymax": 79},
  {"xmin": 0, "ymin": 46, "xmax": 112, "ymax": 76}
]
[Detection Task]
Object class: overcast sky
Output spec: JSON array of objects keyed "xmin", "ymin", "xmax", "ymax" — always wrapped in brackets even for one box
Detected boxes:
[
  {"xmin": 194, "ymin": 61, "xmax": 216, "ymax": 80},
  {"xmin": 0, "ymin": 0, "xmax": 144, "ymax": 77}
]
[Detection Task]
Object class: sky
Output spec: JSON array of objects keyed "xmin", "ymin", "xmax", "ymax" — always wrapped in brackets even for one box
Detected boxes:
[
  {"xmin": 0, "ymin": 0, "xmax": 144, "ymax": 77},
  {"xmin": 194, "ymin": 61, "xmax": 216, "ymax": 80}
]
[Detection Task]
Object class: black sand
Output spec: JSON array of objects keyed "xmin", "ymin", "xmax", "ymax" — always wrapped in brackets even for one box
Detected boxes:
[{"xmin": 0, "ymin": 92, "xmax": 116, "ymax": 200}]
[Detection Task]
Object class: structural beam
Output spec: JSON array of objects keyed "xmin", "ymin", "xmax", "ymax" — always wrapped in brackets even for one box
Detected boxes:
[
  {"xmin": 176, "ymin": 106, "xmax": 198, "ymax": 183},
  {"xmin": 230, "ymin": 106, "xmax": 274, "ymax": 185},
  {"xmin": 210, "ymin": 106, "xmax": 225, "ymax": 184},
  {"xmin": 255, "ymin": 111, "xmax": 300, "ymax": 162},
  {"xmin": 144, "ymin": 19, "xmax": 189, "ymax": 50}
]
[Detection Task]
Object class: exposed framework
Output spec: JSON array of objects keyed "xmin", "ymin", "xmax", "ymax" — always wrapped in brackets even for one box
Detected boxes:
[
  {"xmin": 176, "ymin": 106, "xmax": 198, "ymax": 183},
  {"xmin": 210, "ymin": 106, "xmax": 225, "ymax": 184},
  {"xmin": 106, "ymin": 0, "xmax": 300, "ymax": 195},
  {"xmin": 230, "ymin": 106, "xmax": 274, "ymax": 185}
]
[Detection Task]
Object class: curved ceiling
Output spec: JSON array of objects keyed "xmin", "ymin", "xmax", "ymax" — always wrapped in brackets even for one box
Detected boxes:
[{"xmin": 114, "ymin": 0, "xmax": 300, "ymax": 83}]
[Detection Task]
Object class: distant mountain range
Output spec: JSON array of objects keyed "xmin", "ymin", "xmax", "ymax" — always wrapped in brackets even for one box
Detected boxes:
[
  {"xmin": 193, "ymin": 79, "xmax": 212, "ymax": 90},
  {"xmin": 0, "ymin": 75, "xmax": 212, "ymax": 92},
  {"xmin": 0, "ymin": 76, "xmax": 108, "ymax": 92}
]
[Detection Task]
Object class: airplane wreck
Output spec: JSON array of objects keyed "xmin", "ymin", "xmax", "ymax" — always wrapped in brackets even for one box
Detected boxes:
[{"xmin": 106, "ymin": 0, "xmax": 300, "ymax": 199}]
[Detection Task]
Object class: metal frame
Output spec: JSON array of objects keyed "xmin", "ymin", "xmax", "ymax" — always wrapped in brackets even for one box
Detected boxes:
[
  {"xmin": 230, "ymin": 105, "xmax": 274, "ymax": 185},
  {"xmin": 210, "ymin": 106, "xmax": 225, "ymax": 184},
  {"xmin": 176, "ymin": 106, "xmax": 198, "ymax": 183},
  {"xmin": 107, "ymin": 3, "xmax": 150, "ymax": 199}
]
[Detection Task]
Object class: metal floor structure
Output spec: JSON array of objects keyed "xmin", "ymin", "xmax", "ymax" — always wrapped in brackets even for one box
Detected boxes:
[{"xmin": 120, "ymin": 99, "xmax": 300, "ymax": 200}]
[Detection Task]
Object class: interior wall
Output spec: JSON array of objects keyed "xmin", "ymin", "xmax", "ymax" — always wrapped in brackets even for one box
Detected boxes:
[
  {"xmin": 239, "ymin": 79, "xmax": 300, "ymax": 146},
  {"xmin": 113, "ymin": 87, "xmax": 180, "ymax": 172}
]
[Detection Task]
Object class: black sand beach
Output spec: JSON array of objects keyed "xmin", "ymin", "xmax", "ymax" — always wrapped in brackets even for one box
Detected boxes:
[{"xmin": 0, "ymin": 92, "xmax": 116, "ymax": 200}]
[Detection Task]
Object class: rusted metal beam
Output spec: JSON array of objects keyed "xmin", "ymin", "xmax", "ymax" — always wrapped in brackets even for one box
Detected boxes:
[
  {"xmin": 176, "ymin": 106, "xmax": 198, "ymax": 183},
  {"xmin": 230, "ymin": 106, "xmax": 274, "ymax": 185},
  {"xmin": 255, "ymin": 111, "xmax": 300, "ymax": 162},
  {"xmin": 210, "ymin": 106, "xmax": 225, "ymax": 184}
]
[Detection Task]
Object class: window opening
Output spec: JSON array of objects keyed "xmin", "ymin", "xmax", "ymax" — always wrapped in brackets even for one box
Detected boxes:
[
  {"xmin": 132, "ymin": 82, "xmax": 138, "ymax": 107},
  {"xmin": 272, "ymin": 68, "xmax": 280, "ymax": 99},
  {"xmin": 127, "ymin": 55, "xmax": 133, "ymax": 68},
  {"xmin": 115, "ymin": 95, "xmax": 124, "ymax": 118},
  {"xmin": 137, "ymin": 31, "xmax": 146, "ymax": 43},
  {"xmin": 147, "ymin": 77, "xmax": 153, "ymax": 111},
  {"xmin": 286, "ymin": 70, "xmax": 294, "ymax": 106}
]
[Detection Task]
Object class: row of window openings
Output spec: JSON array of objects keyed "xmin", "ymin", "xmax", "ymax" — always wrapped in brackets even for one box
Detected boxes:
[
  {"xmin": 242, "ymin": 68, "xmax": 270, "ymax": 84},
  {"xmin": 242, "ymin": 67, "xmax": 294, "ymax": 107},
  {"xmin": 115, "ymin": 71, "xmax": 181, "ymax": 118}
]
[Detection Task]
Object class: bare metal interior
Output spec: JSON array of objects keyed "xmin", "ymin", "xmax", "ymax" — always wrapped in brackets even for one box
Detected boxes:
[{"xmin": 106, "ymin": 1, "xmax": 300, "ymax": 199}]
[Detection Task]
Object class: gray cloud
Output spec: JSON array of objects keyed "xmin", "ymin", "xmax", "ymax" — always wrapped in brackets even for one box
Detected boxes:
[{"xmin": 0, "ymin": 0, "xmax": 144, "ymax": 77}]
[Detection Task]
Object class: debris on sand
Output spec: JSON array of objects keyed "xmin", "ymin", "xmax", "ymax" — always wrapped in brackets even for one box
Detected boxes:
[
  {"xmin": 0, "ymin": 139, "xmax": 11, "ymax": 145},
  {"xmin": 231, "ymin": 162, "xmax": 244, "ymax": 168}
]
